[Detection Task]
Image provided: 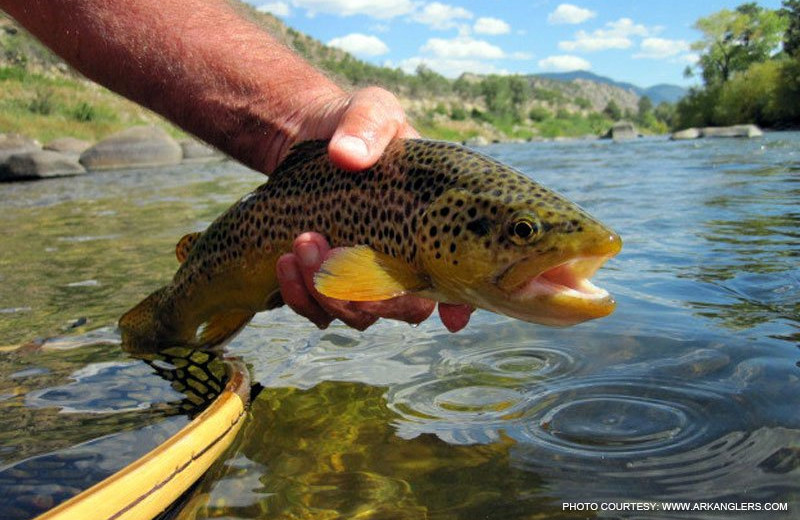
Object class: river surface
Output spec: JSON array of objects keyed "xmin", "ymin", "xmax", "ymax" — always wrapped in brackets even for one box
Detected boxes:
[{"xmin": 0, "ymin": 134, "xmax": 798, "ymax": 519}]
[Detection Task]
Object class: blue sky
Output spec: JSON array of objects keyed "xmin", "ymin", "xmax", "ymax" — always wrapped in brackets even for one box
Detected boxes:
[{"xmin": 247, "ymin": 1, "xmax": 785, "ymax": 87}]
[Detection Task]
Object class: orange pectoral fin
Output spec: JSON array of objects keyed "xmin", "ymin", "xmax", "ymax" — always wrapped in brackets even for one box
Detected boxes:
[{"xmin": 313, "ymin": 246, "xmax": 429, "ymax": 301}]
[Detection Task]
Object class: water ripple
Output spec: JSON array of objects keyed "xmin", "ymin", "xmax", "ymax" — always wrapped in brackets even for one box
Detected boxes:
[{"xmin": 518, "ymin": 376, "xmax": 746, "ymax": 457}]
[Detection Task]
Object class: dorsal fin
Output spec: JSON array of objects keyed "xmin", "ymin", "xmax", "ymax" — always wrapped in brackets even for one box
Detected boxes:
[
  {"xmin": 175, "ymin": 232, "xmax": 202, "ymax": 263},
  {"xmin": 272, "ymin": 140, "xmax": 329, "ymax": 177}
]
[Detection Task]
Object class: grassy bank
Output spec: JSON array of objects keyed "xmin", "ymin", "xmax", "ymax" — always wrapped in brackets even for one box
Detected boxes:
[{"xmin": 0, "ymin": 65, "xmax": 181, "ymax": 143}]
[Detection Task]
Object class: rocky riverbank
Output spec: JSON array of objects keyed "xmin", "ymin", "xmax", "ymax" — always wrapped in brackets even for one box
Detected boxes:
[{"xmin": 0, "ymin": 126, "xmax": 223, "ymax": 182}]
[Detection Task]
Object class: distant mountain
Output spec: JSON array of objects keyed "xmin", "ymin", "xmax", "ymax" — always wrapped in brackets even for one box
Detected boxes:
[
  {"xmin": 641, "ymin": 84, "xmax": 688, "ymax": 104},
  {"xmin": 534, "ymin": 71, "xmax": 687, "ymax": 104}
]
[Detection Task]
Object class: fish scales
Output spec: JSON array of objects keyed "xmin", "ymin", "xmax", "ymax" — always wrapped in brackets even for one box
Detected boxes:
[{"xmin": 120, "ymin": 139, "xmax": 621, "ymax": 351}]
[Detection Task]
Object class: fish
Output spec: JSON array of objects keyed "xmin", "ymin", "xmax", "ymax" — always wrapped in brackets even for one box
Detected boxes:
[{"xmin": 119, "ymin": 139, "xmax": 621, "ymax": 352}]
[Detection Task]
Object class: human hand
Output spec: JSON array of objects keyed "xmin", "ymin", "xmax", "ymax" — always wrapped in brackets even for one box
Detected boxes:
[
  {"xmin": 275, "ymin": 87, "xmax": 473, "ymax": 332},
  {"xmin": 277, "ymin": 233, "xmax": 473, "ymax": 332}
]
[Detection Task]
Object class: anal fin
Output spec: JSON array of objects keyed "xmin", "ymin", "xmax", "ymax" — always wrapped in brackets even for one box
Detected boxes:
[{"xmin": 197, "ymin": 309, "xmax": 254, "ymax": 348}]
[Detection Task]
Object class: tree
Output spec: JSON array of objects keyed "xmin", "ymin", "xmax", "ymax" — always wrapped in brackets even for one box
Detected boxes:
[
  {"xmin": 637, "ymin": 96, "xmax": 653, "ymax": 119},
  {"xmin": 781, "ymin": 0, "xmax": 800, "ymax": 56},
  {"xmin": 481, "ymin": 75, "xmax": 512, "ymax": 118},
  {"xmin": 413, "ymin": 64, "xmax": 450, "ymax": 96},
  {"xmin": 654, "ymin": 102, "xmax": 676, "ymax": 128},
  {"xmin": 603, "ymin": 100, "xmax": 622, "ymax": 120},
  {"xmin": 689, "ymin": 3, "xmax": 788, "ymax": 85},
  {"xmin": 508, "ymin": 76, "xmax": 530, "ymax": 107}
]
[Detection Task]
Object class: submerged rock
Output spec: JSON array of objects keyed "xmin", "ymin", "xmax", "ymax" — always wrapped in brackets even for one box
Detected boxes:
[
  {"xmin": 0, "ymin": 133, "xmax": 41, "ymax": 162},
  {"xmin": 670, "ymin": 128, "xmax": 701, "ymax": 140},
  {"xmin": 180, "ymin": 139, "xmax": 224, "ymax": 163},
  {"xmin": 0, "ymin": 150, "xmax": 86, "ymax": 181},
  {"xmin": 79, "ymin": 126, "xmax": 182, "ymax": 171},
  {"xmin": 701, "ymin": 124, "xmax": 763, "ymax": 138}
]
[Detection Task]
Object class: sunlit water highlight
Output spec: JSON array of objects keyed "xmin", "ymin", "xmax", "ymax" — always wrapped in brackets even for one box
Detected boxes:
[{"xmin": 0, "ymin": 134, "xmax": 798, "ymax": 519}]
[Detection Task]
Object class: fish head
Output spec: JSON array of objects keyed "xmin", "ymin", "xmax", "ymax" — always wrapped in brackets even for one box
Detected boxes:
[{"xmin": 418, "ymin": 173, "xmax": 621, "ymax": 326}]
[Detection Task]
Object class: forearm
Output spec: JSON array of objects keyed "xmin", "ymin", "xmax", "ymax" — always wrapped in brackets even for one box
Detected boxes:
[{"xmin": 0, "ymin": 0, "xmax": 343, "ymax": 172}]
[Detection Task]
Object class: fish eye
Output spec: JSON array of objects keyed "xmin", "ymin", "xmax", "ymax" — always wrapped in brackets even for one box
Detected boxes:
[{"xmin": 507, "ymin": 214, "xmax": 542, "ymax": 245}]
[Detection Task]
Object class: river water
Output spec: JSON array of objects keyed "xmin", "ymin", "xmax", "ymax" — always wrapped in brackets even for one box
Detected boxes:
[{"xmin": 0, "ymin": 134, "xmax": 798, "ymax": 519}]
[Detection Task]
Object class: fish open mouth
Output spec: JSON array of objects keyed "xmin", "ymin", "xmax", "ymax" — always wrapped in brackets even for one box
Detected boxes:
[{"xmin": 512, "ymin": 256, "xmax": 612, "ymax": 301}]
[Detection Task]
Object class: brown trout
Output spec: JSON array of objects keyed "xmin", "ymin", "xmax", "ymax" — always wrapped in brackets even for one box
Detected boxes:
[{"xmin": 120, "ymin": 139, "xmax": 621, "ymax": 351}]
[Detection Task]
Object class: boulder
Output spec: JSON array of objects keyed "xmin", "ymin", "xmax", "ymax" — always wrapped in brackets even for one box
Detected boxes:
[
  {"xmin": 0, "ymin": 150, "xmax": 86, "ymax": 182},
  {"xmin": 671, "ymin": 128, "xmax": 701, "ymax": 140},
  {"xmin": 180, "ymin": 139, "xmax": 224, "ymax": 163},
  {"xmin": 0, "ymin": 133, "xmax": 41, "ymax": 162},
  {"xmin": 607, "ymin": 121, "xmax": 638, "ymax": 141},
  {"xmin": 79, "ymin": 126, "xmax": 182, "ymax": 171},
  {"xmin": 44, "ymin": 137, "xmax": 93, "ymax": 157},
  {"xmin": 464, "ymin": 135, "xmax": 490, "ymax": 147},
  {"xmin": 700, "ymin": 124, "xmax": 763, "ymax": 138}
]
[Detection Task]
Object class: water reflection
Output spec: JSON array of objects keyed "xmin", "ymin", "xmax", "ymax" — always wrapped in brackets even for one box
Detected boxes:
[{"xmin": 0, "ymin": 340, "xmax": 237, "ymax": 519}]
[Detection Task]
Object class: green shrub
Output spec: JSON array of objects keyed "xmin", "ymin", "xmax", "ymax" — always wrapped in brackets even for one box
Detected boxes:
[
  {"xmin": 71, "ymin": 101, "xmax": 96, "ymax": 122},
  {"xmin": 450, "ymin": 105, "xmax": 467, "ymax": 120},
  {"xmin": 528, "ymin": 106, "xmax": 550, "ymax": 122},
  {"xmin": 0, "ymin": 65, "xmax": 27, "ymax": 81},
  {"xmin": 28, "ymin": 88, "xmax": 54, "ymax": 115}
]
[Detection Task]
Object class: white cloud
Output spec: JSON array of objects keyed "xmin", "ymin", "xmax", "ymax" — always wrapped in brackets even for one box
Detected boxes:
[
  {"xmin": 559, "ymin": 17, "xmax": 653, "ymax": 52},
  {"xmin": 474, "ymin": 17, "xmax": 511, "ymax": 35},
  {"xmin": 399, "ymin": 57, "xmax": 507, "ymax": 77},
  {"xmin": 538, "ymin": 54, "xmax": 591, "ymax": 71},
  {"xmin": 634, "ymin": 37, "xmax": 689, "ymax": 59},
  {"xmin": 559, "ymin": 32, "xmax": 630, "ymax": 51},
  {"xmin": 292, "ymin": 0, "xmax": 413, "ymax": 19},
  {"xmin": 605, "ymin": 18, "xmax": 651, "ymax": 38},
  {"xmin": 257, "ymin": 2, "xmax": 291, "ymax": 16},
  {"xmin": 548, "ymin": 4, "xmax": 596, "ymax": 25},
  {"xmin": 421, "ymin": 36, "xmax": 505, "ymax": 59},
  {"xmin": 411, "ymin": 2, "xmax": 473, "ymax": 30},
  {"xmin": 328, "ymin": 33, "xmax": 389, "ymax": 56}
]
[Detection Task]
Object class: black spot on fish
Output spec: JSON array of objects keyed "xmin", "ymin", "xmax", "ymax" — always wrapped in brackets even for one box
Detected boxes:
[{"xmin": 466, "ymin": 217, "xmax": 492, "ymax": 237}]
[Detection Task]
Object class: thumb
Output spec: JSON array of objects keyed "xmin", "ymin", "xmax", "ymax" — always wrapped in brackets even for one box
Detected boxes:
[{"xmin": 328, "ymin": 87, "xmax": 418, "ymax": 171}]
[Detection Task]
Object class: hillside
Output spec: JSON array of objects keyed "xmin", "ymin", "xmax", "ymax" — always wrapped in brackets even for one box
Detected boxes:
[
  {"xmin": 535, "ymin": 70, "xmax": 687, "ymax": 104},
  {"xmin": 0, "ymin": 4, "xmax": 673, "ymax": 144}
]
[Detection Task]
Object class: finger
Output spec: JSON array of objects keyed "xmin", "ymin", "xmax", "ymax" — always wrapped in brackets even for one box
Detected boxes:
[
  {"xmin": 438, "ymin": 303, "xmax": 474, "ymax": 333},
  {"xmin": 357, "ymin": 295, "xmax": 436, "ymax": 324},
  {"xmin": 328, "ymin": 87, "xmax": 408, "ymax": 171},
  {"xmin": 276, "ymin": 253, "xmax": 333, "ymax": 329},
  {"xmin": 293, "ymin": 234, "xmax": 378, "ymax": 331}
]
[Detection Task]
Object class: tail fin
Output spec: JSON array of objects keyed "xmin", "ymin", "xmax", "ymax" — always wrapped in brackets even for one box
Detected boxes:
[{"xmin": 119, "ymin": 286, "xmax": 173, "ymax": 354}]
